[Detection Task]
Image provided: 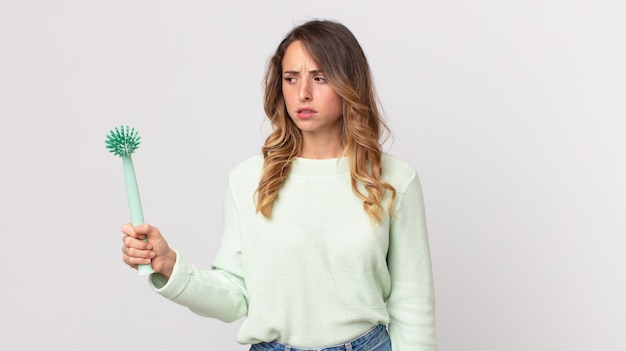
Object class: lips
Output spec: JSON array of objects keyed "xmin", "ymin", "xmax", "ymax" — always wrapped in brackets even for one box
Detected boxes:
[{"xmin": 296, "ymin": 107, "xmax": 317, "ymax": 119}]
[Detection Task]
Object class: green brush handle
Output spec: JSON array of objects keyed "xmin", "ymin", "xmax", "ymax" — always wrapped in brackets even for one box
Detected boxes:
[{"xmin": 122, "ymin": 155, "xmax": 154, "ymax": 276}]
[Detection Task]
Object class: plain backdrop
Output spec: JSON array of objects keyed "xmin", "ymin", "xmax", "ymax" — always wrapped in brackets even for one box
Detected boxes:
[{"xmin": 1, "ymin": 1, "xmax": 624, "ymax": 350}]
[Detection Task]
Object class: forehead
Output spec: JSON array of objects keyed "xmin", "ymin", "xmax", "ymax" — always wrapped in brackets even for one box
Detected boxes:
[{"xmin": 282, "ymin": 41, "xmax": 318, "ymax": 70}]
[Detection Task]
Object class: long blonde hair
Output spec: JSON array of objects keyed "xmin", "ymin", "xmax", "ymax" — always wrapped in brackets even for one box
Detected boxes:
[{"xmin": 256, "ymin": 20, "xmax": 396, "ymax": 223}]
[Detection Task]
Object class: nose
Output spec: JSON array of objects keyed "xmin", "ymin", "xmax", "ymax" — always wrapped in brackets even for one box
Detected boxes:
[{"xmin": 298, "ymin": 79, "xmax": 311, "ymax": 102}]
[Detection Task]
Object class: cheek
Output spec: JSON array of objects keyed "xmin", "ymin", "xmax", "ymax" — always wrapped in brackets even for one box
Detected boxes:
[
  {"xmin": 282, "ymin": 87, "xmax": 296, "ymax": 107},
  {"xmin": 327, "ymin": 92, "xmax": 344, "ymax": 116},
  {"xmin": 281, "ymin": 92, "xmax": 295, "ymax": 119}
]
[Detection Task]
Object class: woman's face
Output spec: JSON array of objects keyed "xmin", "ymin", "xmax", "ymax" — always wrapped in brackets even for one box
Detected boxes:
[{"xmin": 281, "ymin": 41, "xmax": 343, "ymax": 140}]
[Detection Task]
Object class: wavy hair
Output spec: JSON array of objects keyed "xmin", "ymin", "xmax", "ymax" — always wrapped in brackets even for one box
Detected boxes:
[{"xmin": 256, "ymin": 20, "xmax": 396, "ymax": 223}]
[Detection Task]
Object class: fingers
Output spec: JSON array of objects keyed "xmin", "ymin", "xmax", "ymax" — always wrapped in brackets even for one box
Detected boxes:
[
  {"xmin": 121, "ymin": 223, "xmax": 145, "ymax": 240},
  {"xmin": 121, "ymin": 222, "xmax": 156, "ymax": 269},
  {"xmin": 122, "ymin": 234, "xmax": 152, "ymax": 251},
  {"xmin": 121, "ymin": 243, "xmax": 155, "ymax": 268},
  {"xmin": 121, "ymin": 222, "xmax": 162, "ymax": 241},
  {"xmin": 133, "ymin": 223, "xmax": 152, "ymax": 236},
  {"xmin": 120, "ymin": 222, "xmax": 171, "ymax": 273}
]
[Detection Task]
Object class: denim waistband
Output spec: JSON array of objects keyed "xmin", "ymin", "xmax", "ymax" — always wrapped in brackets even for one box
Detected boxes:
[{"xmin": 251, "ymin": 324, "xmax": 388, "ymax": 351}]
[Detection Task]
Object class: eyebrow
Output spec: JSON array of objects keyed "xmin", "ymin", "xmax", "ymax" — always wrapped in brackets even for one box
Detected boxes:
[{"xmin": 283, "ymin": 69, "xmax": 324, "ymax": 75}]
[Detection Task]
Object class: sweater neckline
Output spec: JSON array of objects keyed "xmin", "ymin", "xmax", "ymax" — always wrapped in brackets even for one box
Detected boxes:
[{"xmin": 290, "ymin": 157, "xmax": 350, "ymax": 176}]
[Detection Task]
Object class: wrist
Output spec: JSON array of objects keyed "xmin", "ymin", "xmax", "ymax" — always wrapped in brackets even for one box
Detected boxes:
[{"xmin": 158, "ymin": 249, "xmax": 177, "ymax": 280}]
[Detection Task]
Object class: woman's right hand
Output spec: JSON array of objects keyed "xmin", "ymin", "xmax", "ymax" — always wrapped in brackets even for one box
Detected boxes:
[{"xmin": 121, "ymin": 223, "xmax": 177, "ymax": 279}]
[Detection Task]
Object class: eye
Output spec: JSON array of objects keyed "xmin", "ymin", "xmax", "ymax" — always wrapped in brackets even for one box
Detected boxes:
[
  {"xmin": 283, "ymin": 76, "xmax": 297, "ymax": 84},
  {"xmin": 314, "ymin": 76, "xmax": 327, "ymax": 83}
]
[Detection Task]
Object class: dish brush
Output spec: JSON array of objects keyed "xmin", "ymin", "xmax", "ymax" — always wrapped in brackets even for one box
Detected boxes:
[{"xmin": 105, "ymin": 125, "xmax": 154, "ymax": 276}]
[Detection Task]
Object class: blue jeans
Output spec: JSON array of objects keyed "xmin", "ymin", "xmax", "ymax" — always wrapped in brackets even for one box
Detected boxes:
[{"xmin": 250, "ymin": 324, "xmax": 392, "ymax": 351}]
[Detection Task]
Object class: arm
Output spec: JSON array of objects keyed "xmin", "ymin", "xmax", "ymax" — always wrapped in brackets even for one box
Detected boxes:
[
  {"xmin": 146, "ymin": 181, "xmax": 249, "ymax": 323},
  {"xmin": 149, "ymin": 254, "xmax": 248, "ymax": 323},
  {"xmin": 386, "ymin": 172, "xmax": 437, "ymax": 351}
]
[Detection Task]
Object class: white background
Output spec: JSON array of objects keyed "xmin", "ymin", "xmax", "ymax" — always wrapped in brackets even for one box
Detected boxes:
[{"xmin": 1, "ymin": 1, "xmax": 624, "ymax": 350}]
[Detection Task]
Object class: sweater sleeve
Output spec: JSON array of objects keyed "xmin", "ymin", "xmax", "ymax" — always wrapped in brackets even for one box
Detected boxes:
[
  {"xmin": 386, "ymin": 172, "xmax": 437, "ymax": 351},
  {"xmin": 148, "ymin": 180, "xmax": 248, "ymax": 323}
]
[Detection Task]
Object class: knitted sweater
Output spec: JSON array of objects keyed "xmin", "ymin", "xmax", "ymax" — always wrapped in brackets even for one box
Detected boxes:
[{"xmin": 149, "ymin": 154, "xmax": 436, "ymax": 351}]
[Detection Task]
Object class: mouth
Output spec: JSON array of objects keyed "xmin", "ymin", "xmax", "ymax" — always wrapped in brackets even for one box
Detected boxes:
[{"xmin": 296, "ymin": 108, "xmax": 316, "ymax": 119}]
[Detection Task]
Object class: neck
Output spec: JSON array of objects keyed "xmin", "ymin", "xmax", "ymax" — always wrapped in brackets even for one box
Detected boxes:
[{"xmin": 299, "ymin": 139, "xmax": 344, "ymax": 159}]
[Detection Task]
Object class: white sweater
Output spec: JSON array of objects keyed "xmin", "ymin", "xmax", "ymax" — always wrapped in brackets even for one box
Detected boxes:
[{"xmin": 150, "ymin": 154, "xmax": 436, "ymax": 351}]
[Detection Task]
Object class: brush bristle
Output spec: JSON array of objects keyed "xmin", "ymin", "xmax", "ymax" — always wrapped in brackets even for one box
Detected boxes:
[{"xmin": 105, "ymin": 126, "xmax": 141, "ymax": 157}]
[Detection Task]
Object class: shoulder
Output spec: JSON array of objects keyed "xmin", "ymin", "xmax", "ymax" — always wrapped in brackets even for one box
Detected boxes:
[
  {"xmin": 227, "ymin": 154, "xmax": 264, "ymax": 185},
  {"xmin": 381, "ymin": 153, "xmax": 420, "ymax": 192},
  {"xmin": 229, "ymin": 154, "xmax": 264, "ymax": 175}
]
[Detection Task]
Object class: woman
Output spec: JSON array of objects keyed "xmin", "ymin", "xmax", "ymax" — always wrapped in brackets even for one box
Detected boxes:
[{"xmin": 121, "ymin": 20, "xmax": 436, "ymax": 351}]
